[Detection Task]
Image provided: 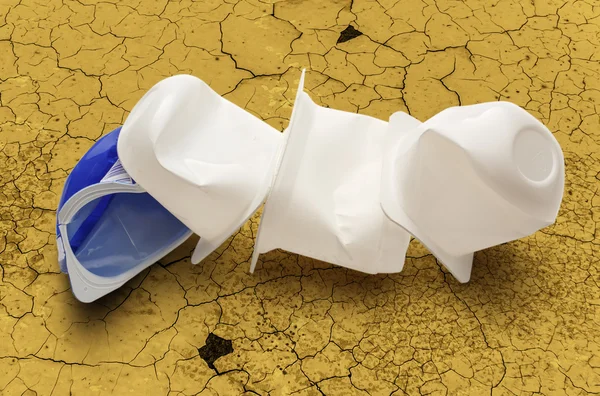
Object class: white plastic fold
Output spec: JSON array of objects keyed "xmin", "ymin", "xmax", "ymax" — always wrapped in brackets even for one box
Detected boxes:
[
  {"xmin": 380, "ymin": 102, "xmax": 565, "ymax": 282},
  {"xmin": 117, "ymin": 75, "xmax": 283, "ymax": 265},
  {"xmin": 251, "ymin": 71, "xmax": 411, "ymax": 273}
]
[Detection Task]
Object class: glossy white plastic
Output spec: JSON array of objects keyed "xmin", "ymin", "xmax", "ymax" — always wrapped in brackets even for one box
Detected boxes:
[
  {"xmin": 117, "ymin": 75, "xmax": 283, "ymax": 265},
  {"xmin": 380, "ymin": 102, "xmax": 565, "ymax": 282},
  {"xmin": 251, "ymin": 71, "xmax": 411, "ymax": 273}
]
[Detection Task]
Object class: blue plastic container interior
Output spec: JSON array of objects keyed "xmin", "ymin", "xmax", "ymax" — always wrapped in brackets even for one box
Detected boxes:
[{"xmin": 66, "ymin": 192, "xmax": 190, "ymax": 277}]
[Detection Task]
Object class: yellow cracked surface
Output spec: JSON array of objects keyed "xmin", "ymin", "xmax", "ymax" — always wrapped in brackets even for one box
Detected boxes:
[{"xmin": 0, "ymin": 0, "xmax": 599, "ymax": 394}]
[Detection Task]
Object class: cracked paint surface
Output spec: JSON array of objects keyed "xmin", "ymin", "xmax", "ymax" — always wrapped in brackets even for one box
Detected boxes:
[{"xmin": 0, "ymin": 0, "xmax": 599, "ymax": 394}]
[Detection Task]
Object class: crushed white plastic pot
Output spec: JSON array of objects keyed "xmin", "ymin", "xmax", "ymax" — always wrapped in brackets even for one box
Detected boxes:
[
  {"xmin": 57, "ymin": 128, "xmax": 192, "ymax": 303},
  {"xmin": 251, "ymin": 70, "xmax": 411, "ymax": 274},
  {"xmin": 117, "ymin": 75, "xmax": 283, "ymax": 265},
  {"xmin": 380, "ymin": 102, "xmax": 565, "ymax": 282}
]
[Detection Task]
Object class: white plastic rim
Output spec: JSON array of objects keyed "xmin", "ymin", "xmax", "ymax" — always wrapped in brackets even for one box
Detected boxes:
[
  {"xmin": 251, "ymin": 70, "xmax": 411, "ymax": 274},
  {"xmin": 117, "ymin": 74, "xmax": 283, "ymax": 265},
  {"xmin": 380, "ymin": 102, "xmax": 565, "ymax": 282}
]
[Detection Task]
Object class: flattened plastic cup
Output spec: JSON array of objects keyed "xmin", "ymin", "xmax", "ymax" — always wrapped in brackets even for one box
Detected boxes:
[
  {"xmin": 117, "ymin": 75, "xmax": 283, "ymax": 265},
  {"xmin": 380, "ymin": 102, "xmax": 565, "ymax": 282},
  {"xmin": 56, "ymin": 128, "xmax": 192, "ymax": 302},
  {"xmin": 251, "ymin": 70, "xmax": 411, "ymax": 274},
  {"xmin": 58, "ymin": 191, "xmax": 192, "ymax": 302}
]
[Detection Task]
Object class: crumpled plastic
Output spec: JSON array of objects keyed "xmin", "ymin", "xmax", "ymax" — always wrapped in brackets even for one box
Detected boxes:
[{"xmin": 113, "ymin": 69, "xmax": 566, "ymax": 283}]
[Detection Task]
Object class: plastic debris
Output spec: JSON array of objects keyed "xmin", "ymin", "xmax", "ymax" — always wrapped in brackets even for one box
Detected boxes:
[
  {"xmin": 56, "ymin": 128, "xmax": 192, "ymax": 302},
  {"xmin": 380, "ymin": 102, "xmax": 565, "ymax": 282},
  {"xmin": 117, "ymin": 75, "xmax": 283, "ymax": 265},
  {"xmin": 58, "ymin": 72, "xmax": 565, "ymax": 301},
  {"xmin": 251, "ymin": 70, "xmax": 411, "ymax": 274}
]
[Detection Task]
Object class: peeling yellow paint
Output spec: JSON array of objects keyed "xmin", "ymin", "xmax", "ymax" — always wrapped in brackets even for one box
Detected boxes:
[{"xmin": 0, "ymin": 0, "xmax": 599, "ymax": 394}]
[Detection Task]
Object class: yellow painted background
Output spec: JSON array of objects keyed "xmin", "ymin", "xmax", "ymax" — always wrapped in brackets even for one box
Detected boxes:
[{"xmin": 1, "ymin": 0, "xmax": 599, "ymax": 394}]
